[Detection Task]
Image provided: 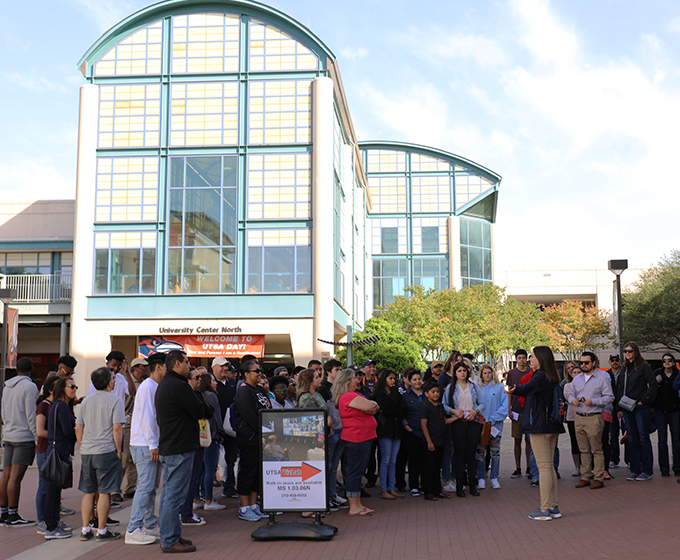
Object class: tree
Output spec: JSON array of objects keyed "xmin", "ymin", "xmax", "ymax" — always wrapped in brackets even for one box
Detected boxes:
[
  {"xmin": 336, "ymin": 316, "xmax": 426, "ymax": 373},
  {"xmin": 622, "ymin": 251, "xmax": 680, "ymax": 353},
  {"xmin": 541, "ymin": 300, "xmax": 612, "ymax": 361}
]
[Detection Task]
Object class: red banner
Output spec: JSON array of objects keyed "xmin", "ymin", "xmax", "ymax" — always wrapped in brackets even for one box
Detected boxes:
[
  {"xmin": 139, "ymin": 334, "xmax": 264, "ymax": 359},
  {"xmin": 7, "ymin": 308, "xmax": 18, "ymax": 369}
]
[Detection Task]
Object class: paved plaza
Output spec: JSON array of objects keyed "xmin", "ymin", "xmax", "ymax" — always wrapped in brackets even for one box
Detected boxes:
[{"xmin": 3, "ymin": 424, "xmax": 678, "ymax": 560}]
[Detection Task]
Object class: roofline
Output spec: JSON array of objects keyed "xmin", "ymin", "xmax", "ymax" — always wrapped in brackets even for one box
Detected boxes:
[
  {"xmin": 77, "ymin": 0, "xmax": 336, "ymax": 70},
  {"xmin": 358, "ymin": 140, "xmax": 502, "ymax": 183}
]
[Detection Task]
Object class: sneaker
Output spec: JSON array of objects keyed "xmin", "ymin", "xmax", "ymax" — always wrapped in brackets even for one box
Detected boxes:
[
  {"xmin": 549, "ymin": 507, "xmax": 562, "ymax": 519},
  {"xmin": 332, "ymin": 495, "xmax": 347, "ymax": 505},
  {"xmin": 331, "ymin": 499, "xmax": 348, "ymax": 509},
  {"xmin": 89, "ymin": 516, "xmax": 119, "ymax": 527},
  {"xmin": 491, "ymin": 478, "xmax": 501, "ymax": 489},
  {"xmin": 443, "ymin": 481, "xmax": 456, "ymax": 492},
  {"xmin": 203, "ymin": 501, "xmax": 226, "ymax": 510},
  {"xmin": 192, "ymin": 500, "xmax": 204, "ymax": 510},
  {"xmin": 572, "ymin": 468, "xmax": 581, "ymax": 477},
  {"xmin": 143, "ymin": 526, "xmax": 160, "ymax": 537},
  {"xmin": 58, "ymin": 520, "xmax": 72, "ymax": 532},
  {"xmin": 238, "ymin": 508, "xmax": 261, "ymax": 522},
  {"xmin": 636, "ymin": 473, "xmax": 653, "ymax": 481},
  {"xmin": 37, "ymin": 521, "xmax": 47, "ymax": 534},
  {"xmin": 109, "ymin": 501, "xmax": 121, "ymax": 510},
  {"xmin": 80, "ymin": 529, "xmax": 94, "ymax": 541},
  {"xmin": 477, "ymin": 478, "xmax": 485, "ymax": 489},
  {"xmin": 525, "ymin": 468, "xmax": 531, "ymax": 478},
  {"xmin": 45, "ymin": 526, "xmax": 73, "ymax": 540},
  {"xmin": 510, "ymin": 468, "xmax": 522, "ymax": 478},
  {"xmin": 609, "ymin": 461, "xmax": 619, "ymax": 468},
  {"xmin": 556, "ymin": 470, "xmax": 561, "ymax": 479},
  {"xmin": 528, "ymin": 508, "xmax": 552, "ymax": 521},
  {"xmin": 96, "ymin": 529, "xmax": 121, "ymax": 541},
  {"xmin": 328, "ymin": 502, "xmax": 339, "ymax": 512},
  {"xmin": 60, "ymin": 503, "xmax": 76, "ymax": 516},
  {"xmin": 530, "ymin": 479, "xmax": 539, "ymax": 487},
  {"xmin": 110, "ymin": 493, "xmax": 124, "ymax": 503},
  {"xmin": 221, "ymin": 491, "xmax": 239, "ymax": 499},
  {"xmin": 6, "ymin": 515, "xmax": 37, "ymax": 527},
  {"xmin": 251, "ymin": 505, "xmax": 268, "ymax": 519},
  {"xmin": 410, "ymin": 488, "xmax": 420, "ymax": 496},
  {"xmin": 181, "ymin": 515, "xmax": 206, "ymax": 526},
  {"xmin": 627, "ymin": 473, "xmax": 640, "ymax": 481},
  {"xmin": 125, "ymin": 528, "xmax": 157, "ymax": 545}
]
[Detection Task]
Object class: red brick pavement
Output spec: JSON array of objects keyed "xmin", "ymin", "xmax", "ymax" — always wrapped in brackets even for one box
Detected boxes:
[{"xmin": 2, "ymin": 451, "xmax": 679, "ymax": 560}]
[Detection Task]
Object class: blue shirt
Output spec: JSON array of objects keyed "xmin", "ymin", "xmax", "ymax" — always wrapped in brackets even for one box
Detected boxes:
[{"xmin": 402, "ymin": 387, "xmax": 424, "ymax": 438}]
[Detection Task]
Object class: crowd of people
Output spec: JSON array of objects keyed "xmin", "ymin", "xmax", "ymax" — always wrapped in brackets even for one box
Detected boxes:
[{"xmin": 0, "ymin": 339, "xmax": 678, "ymax": 552}]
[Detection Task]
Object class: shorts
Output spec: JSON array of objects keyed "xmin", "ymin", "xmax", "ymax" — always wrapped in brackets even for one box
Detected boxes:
[
  {"xmin": 511, "ymin": 413, "xmax": 525, "ymax": 439},
  {"xmin": 3, "ymin": 441, "xmax": 36, "ymax": 466},
  {"xmin": 79, "ymin": 451, "xmax": 122, "ymax": 495}
]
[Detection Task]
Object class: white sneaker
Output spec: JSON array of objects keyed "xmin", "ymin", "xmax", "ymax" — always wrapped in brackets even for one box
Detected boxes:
[
  {"xmin": 332, "ymin": 495, "xmax": 347, "ymax": 504},
  {"xmin": 125, "ymin": 528, "xmax": 157, "ymax": 545},
  {"xmin": 192, "ymin": 500, "xmax": 204, "ymax": 510},
  {"xmin": 491, "ymin": 478, "xmax": 501, "ymax": 489},
  {"xmin": 572, "ymin": 468, "xmax": 581, "ymax": 477},
  {"xmin": 443, "ymin": 481, "xmax": 456, "ymax": 492},
  {"xmin": 203, "ymin": 501, "xmax": 226, "ymax": 510},
  {"xmin": 143, "ymin": 526, "xmax": 160, "ymax": 537},
  {"xmin": 477, "ymin": 478, "xmax": 486, "ymax": 489}
]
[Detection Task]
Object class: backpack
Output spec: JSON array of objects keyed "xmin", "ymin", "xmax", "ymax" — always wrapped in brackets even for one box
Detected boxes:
[{"xmin": 546, "ymin": 383, "xmax": 567, "ymax": 426}]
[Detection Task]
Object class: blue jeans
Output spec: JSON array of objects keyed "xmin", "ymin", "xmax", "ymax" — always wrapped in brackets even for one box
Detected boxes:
[
  {"xmin": 529, "ymin": 434, "xmax": 559, "ymax": 480},
  {"xmin": 35, "ymin": 451, "xmax": 47, "ymax": 522},
  {"xmin": 127, "ymin": 446, "xmax": 162, "ymax": 533},
  {"xmin": 476, "ymin": 435, "xmax": 501, "ymax": 480},
  {"xmin": 159, "ymin": 452, "xmax": 193, "ymax": 548},
  {"xmin": 203, "ymin": 441, "xmax": 220, "ymax": 502},
  {"xmin": 344, "ymin": 440, "xmax": 372, "ymax": 497},
  {"xmin": 654, "ymin": 409, "xmax": 680, "ymax": 473},
  {"xmin": 181, "ymin": 447, "xmax": 204, "ymax": 520},
  {"xmin": 623, "ymin": 404, "xmax": 654, "ymax": 475},
  {"xmin": 378, "ymin": 438, "xmax": 401, "ymax": 492},
  {"xmin": 221, "ymin": 436, "xmax": 237, "ymax": 494},
  {"xmin": 327, "ymin": 431, "xmax": 345, "ymax": 499}
]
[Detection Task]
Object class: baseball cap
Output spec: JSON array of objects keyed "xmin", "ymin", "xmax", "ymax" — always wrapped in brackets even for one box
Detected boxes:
[
  {"xmin": 431, "ymin": 361, "xmax": 443, "ymax": 368},
  {"xmin": 274, "ymin": 366, "xmax": 288, "ymax": 375},
  {"xmin": 362, "ymin": 359, "xmax": 376, "ymax": 367},
  {"xmin": 348, "ymin": 365, "xmax": 361, "ymax": 373},
  {"xmin": 212, "ymin": 357, "xmax": 228, "ymax": 367},
  {"xmin": 609, "ymin": 353, "xmax": 620, "ymax": 360},
  {"xmin": 130, "ymin": 357, "xmax": 148, "ymax": 368}
]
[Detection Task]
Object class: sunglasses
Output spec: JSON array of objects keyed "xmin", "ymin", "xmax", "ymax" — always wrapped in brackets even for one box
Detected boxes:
[
  {"xmin": 579, "ymin": 361, "xmax": 591, "ymax": 366},
  {"xmin": 663, "ymin": 358, "xmax": 675, "ymax": 363},
  {"xmin": 251, "ymin": 368, "xmax": 263, "ymax": 374},
  {"xmin": 610, "ymin": 357, "xmax": 620, "ymax": 361},
  {"xmin": 624, "ymin": 349, "xmax": 634, "ymax": 354},
  {"xmin": 273, "ymin": 388, "xmax": 287, "ymax": 394},
  {"xmin": 67, "ymin": 384, "xmax": 78, "ymax": 390}
]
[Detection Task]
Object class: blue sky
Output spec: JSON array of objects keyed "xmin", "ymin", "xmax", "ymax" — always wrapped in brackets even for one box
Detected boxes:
[{"xmin": 2, "ymin": 0, "xmax": 679, "ymax": 273}]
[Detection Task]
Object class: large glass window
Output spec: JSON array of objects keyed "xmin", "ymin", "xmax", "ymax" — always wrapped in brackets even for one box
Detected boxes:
[
  {"xmin": 247, "ymin": 153, "xmax": 311, "ymax": 219},
  {"xmin": 455, "ymin": 172, "xmax": 495, "ymax": 209},
  {"xmin": 168, "ymin": 156, "xmax": 238, "ymax": 294},
  {"xmin": 249, "ymin": 20, "xmax": 319, "ymax": 71},
  {"xmin": 94, "ymin": 21, "xmax": 163, "ymax": 76},
  {"xmin": 0, "ymin": 253, "xmax": 52, "ymax": 275},
  {"xmin": 367, "ymin": 176, "xmax": 407, "ymax": 214},
  {"xmin": 372, "ymin": 259, "xmax": 407, "ymax": 309},
  {"xmin": 96, "ymin": 157, "xmax": 159, "ymax": 222},
  {"xmin": 98, "ymin": 84, "xmax": 161, "ymax": 148},
  {"xmin": 170, "ymin": 82, "xmax": 238, "ymax": 146},
  {"xmin": 411, "ymin": 153, "xmax": 449, "ymax": 172},
  {"xmin": 365, "ymin": 150, "xmax": 406, "ymax": 173},
  {"xmin": 372, "ymin": 218, "xmax": 407, "ymax": 255},
  {"xmin": 414, "ymin": 258, "xmax": 448, "ymax": 290},
  {"xmin": 412, "ymin": 217, "xmax": 447, "ymax": 254},
  {"xmin": 411, "ymin": 175, "xmax": 450, "ymax": 213},
  {"xmin": 171, "ymin": 13, "xmax": 240, "ymax": 73},
  {"xmin": 460, "ymin": 218, "xmax": 492, "ymax": 287},
  {"xmin": 248, "ymin": 80, "xmax": 311, "ymax": 144},
  {"xmin": 246, "ymin": 229, "xmax": 311, "ymax": 293},
  {"xmin": 94, "ymin": 232, "xmax": 156, "ymax": 294},
  {"xmin": 380, "ymin": 228, "xmax": 398, "ymax": 254}
]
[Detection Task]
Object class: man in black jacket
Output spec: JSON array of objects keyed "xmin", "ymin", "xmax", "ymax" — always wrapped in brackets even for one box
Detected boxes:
[
  {"xmin": 155, "ymin": 350, "xmax": 212, "ymax": 553},
  {"xmin": 211, "ymin": 357, "xmax": 238, "ymax": 498}
]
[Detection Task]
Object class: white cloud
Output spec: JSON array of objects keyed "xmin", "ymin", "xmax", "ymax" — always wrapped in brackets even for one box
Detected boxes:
[
  {"xmin": 405, "ymin": 28, "xmax": 508, "ymax": 69},
  {"xmin": 70, "ymin": 0, "xmax": 134, "ymax": 33},
  {"xmin": 340, "ymin": 46, "xmax": 368, "ymax": 60},
  {"xmin": 0, "ymin": 160, "xmax": 74, "ymax": 203},
  {"xmin": 4, "ymin": 72, "xmax": 71, "ymax": 93}
]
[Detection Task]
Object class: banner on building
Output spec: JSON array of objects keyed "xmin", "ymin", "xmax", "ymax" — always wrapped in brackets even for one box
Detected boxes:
[
  {"xmin": 7, "ymin": 307, "xmax": 18, "ymax": 368},
  {"xmin": 260, "ymin": 408, "xmax": 327, "ymax": 513},
  {"xmin": 138, "ymin": 334, "xmax": 264, "ymax": 358}
]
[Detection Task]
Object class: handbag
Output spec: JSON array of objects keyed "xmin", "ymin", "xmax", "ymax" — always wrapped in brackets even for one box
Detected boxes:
[
  {"xmin": 223, "ymin": 407, "xmax": 237, "ymax": 438},
  {"xmin": 39, "ymin": 402, "xmax": 73, "ymax": 489},
  {"xmin": 199, "ymin": 418, "xmax": 211, "ymax": 447},
  {"xmin": 618, "ymin": 369, "xmax": 637, "ymax": 412},
  {"xmin": 479, "ymin": 420, "xmax": 492, "ymax": 446}
]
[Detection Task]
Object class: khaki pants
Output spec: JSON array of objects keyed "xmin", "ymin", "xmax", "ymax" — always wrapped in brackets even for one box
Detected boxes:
[
  {"xmin": 575, "ymin": 413, "xmax": 605, "ymax": 482},
  {"xmin": 531, "ymin": 433, "xmax": 559, "ymax": 512}
]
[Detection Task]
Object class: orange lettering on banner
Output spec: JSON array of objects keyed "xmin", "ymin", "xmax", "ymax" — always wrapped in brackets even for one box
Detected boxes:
[{"xmin": 163, "ymin": 335, "xmax": 264, "ymax": 358}]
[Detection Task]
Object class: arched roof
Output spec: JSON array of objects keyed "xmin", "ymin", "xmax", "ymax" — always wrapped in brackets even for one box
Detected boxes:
[
  {"xmin": 358, "ymin": 140, "xmax": 502, "ymax": 184},
  {"xmin": 78, "ymin": 0, "xmax": 336, "ymax": 74}
]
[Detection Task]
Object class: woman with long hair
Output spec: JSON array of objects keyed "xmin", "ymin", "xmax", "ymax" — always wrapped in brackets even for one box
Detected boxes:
[
  {"xmin": 199, "ymin": 373, "xmax": 225, "ymax": 510},
  {"xmin": 35, "ymin": 374, "xmax": 59, "ymax": 533},
  {"xmin": 506, "ymin": 346, "xmax": 565, "ymax": 520},
  {"xmin": 476, "ymin": 364, "xmax": 507, "ymax": 490},
  {"xmin": 332, "ymin": 369, "xmax": 378, "ymax": 516},
  {"xmin": 443, "ymin": 361, "xmax": 483, "ymax": 497},
  {"xmin": 372, "ymin": 368, "xmax": 407, "ymax": 500},
  {"xmin": 615, "ymin": 341, "xmax": 658, "ymax": 481},
  {"xmin": 43, "ymin": 377, "xmax": 78, "ymax": 539},
  {"xmin": 297, "ymin": 368, "xmax": 325, "ymax": 409},
  {"xmin": 439, "ymin": 351, "xmax": 462, "ymax": 491},
  {"xmin": 563, "ymin": 364, "xmax": 582, "ymax": 477},
  {"xmin": 654, "ymin": 353, "xmax": 680, "ymax": 476}
]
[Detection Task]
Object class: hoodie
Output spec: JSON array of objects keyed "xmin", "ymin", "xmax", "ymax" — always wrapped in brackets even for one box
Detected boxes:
[{"xmin": 2, "ymin": 375, "xmax": 38, "ymax": 442}]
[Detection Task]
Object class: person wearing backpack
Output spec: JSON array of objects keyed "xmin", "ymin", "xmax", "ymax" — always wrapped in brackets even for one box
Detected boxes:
[
  {"xmin": 567, "ymin": 352, "xmax": 614, "ymax": 490},
  {"xmin": 506, "ymin": 346, "xmax": 565, "ymax": 521}
]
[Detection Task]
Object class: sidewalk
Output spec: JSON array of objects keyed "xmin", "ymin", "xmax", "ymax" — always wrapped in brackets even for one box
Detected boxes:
[{"xmin": 2, "ymin": 428, "xmax": 678, "ymax": 560}]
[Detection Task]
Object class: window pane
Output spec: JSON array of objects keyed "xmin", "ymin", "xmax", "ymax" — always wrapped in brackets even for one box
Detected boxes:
[
  {"xmin": 296, "ymin": 246, "xmax": 311, "ymax": 292},
  {"xmin": 382, "ymin": 260, "xmax": 398, "ymax": 276},
  {"xmin": 186, "ymin": 156, "xmax": 221, "ymax": 187},
  {"xmin": 381, "ymin": 227, "xmax": 398, "ymax": 253},
  {"xmin": 483, "ymin": 222, "xmax": 492, "ymax": 249},
  {"xmin": 95, "ymin": 250, "xmax": 109, "ymax": 294},
  {"xmin": 185, "ymin": 188, "xmax": 221, "ymax": 246},
  {"xmin": 373, "ymin": 277, "xmax": 381, "ymax": 307},
  {"xmin": 468, "ymin": 220, "xmax": 482, "ymax": 247},
  {"xmin": 421, "ymin": 227, "xmax": 439, "ymax": 253},
  {"xmin": 110, "ymin": 249, "xmax": 140, "ymax": 294},
  {"xmin": 469, "ymin": 247, "xmax": 483, "ymax": 279},
  {"xmin": 373, "ymin": 260, "xmax": 381, "ymax": 276},
  {"xmin": 222, "ymin": 187, "xmax": 237, "ymax": 246},
  {"xmin": 459, "ymin": 220, "xmax": 468, "ymax": 245},
  {"xmin": 460, "ymin": 247, "xmax": 468, "ymax": 278},
  {"xmin": 247, "ymin": 246, "xmax": 262, "ymax": 292},
  {"xmin": 170, "ymin": 158, "xmax": 184, "ymax": 188},
  {"xmin": 168, "ymin": 189, "xmax": 183, "ymax": 246},
  {"xmin": 221, "ymin": 248, "xmax": 236, "ymax": 293},
  {"xmin": 168, "ymin": 248, "xmax": 182, "ymax": 293},
  {"xmin": 141, "ymin": 249, "xmax": 156, "ymax": 293},
  {"xmin": 483, "ymin": 249, "xmax": 492, "ymax": 281},
  {"xmin": 223, "ymin": 155, "xmax": 238, "ymax": 186},
  {"xmin": 183, "ymin": 247, "xmax": 220, "ymax": 293},
  {"xmin": 264, "ymin": 247, "xmax": 294, "ymax": 292}
]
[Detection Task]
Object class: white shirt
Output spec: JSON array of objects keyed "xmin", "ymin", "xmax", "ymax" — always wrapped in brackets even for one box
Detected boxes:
[
  {"xmin": 130, "ymin": 377, "xmax": 160, "ymax": 449},
  {"xmin": 88, "ymin": 372, "xmax": 129, "ymax": 402}
]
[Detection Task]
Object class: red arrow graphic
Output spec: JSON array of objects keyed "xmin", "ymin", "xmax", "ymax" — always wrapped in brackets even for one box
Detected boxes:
[{"xmin": 280, "ymin": 462, "xmax": 322, "ymax": 482}]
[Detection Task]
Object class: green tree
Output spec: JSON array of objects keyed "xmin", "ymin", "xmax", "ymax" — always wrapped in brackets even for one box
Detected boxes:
[
  {"xmin": 622, "ymin": 251, "xmax": 680, "ymax": 352},
  {"xmin": 336, "ymin": 316, "xmax": 426, "ymax": 373},
  {"xmin": 541, "ymin": 300, "xmax": 612, "ymax": 361}
]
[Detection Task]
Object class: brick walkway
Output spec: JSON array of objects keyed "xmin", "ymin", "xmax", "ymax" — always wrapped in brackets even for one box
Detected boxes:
[{"xmin": 3, "ymin": 425, "xmax": 678, "ymax": 560}]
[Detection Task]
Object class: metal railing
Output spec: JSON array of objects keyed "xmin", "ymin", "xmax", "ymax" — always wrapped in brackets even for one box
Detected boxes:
[{"xmin": 1, "ymin": 274, "xmax": 72, "ymax": 303}]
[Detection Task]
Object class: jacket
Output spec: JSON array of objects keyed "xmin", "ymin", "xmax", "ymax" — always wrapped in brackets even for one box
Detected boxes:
[
  {"xmin": 234, "ymin": 383, "xmax": 272, "ymax": 446},
  {"xmin": 216, "ymin": 377, "xmax": 237, "ymax": 422},
  {"xmin": 442, "ymin": 380, "xmax": 484, "ymax": 417},
  {"xmin": 47, "ymin": 400, "xmax": 76, "ymax": 458},
  {"xmin": 512, "ymin": 370, "xmax": 565, "ymax": 435},
  {"xmin": 654, "ymin": 368, "xmax": 679, "ymax": 413},
  {"xmin": 155, "ymin": 370, "xmax": 213, "ymax": 456},
  {"xmin": 204, "ymin": 390, "xmax": 224, "ymax": 443},
  {"xmin": 402, "ymin": 387, "xmax": 424, "ymax": 437},
  {"xmin": 477, "ymin": 381, "xmax": 509, "ymax": 435},
  {"xmin": 1, "ymin": 375, "xmax": 38, "ymax": 442},
  {"xmin": 615, "ymin": 362, "xmax": 658, "ymax": 410},
  {"xmin": 374, "ymin": 387, "xmax": 406, "ymax": 439}
]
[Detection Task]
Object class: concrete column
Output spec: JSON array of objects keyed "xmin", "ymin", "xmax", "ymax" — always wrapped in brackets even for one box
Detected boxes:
[
  {"xmin": 311, "ymin": 77, "xmax": 335, "ymax": 359},
  {"xmin": 70, "ymin": 84, "xmax": 103, "ymax": 384},
  {"xmin": 448, "ymin": 215, "xmax": 461, "ymax": 289},
  {"xmin": 60, "ymin": 318, "xmax": 68, "ymax": 356}
]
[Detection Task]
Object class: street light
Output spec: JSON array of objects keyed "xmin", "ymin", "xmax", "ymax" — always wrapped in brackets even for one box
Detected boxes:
[
  {"xmin": 0, "ymin": 288, "xmax": 17, "ymax": 419},
  {"xmin": 608, "ymin": 260, "xmax": 628, "ymax": 358}
]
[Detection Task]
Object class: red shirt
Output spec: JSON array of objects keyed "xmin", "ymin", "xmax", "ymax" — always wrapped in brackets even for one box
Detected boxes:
[
  {"xmin": 339, "ymin": 392, "xmax": 377, "ymax": 443},
  {"xmin": 518, "ymin": 370, "xmax": 534, "ymax": 408},
  {"xmin": 36, "ymin": 400, "xmax": 51, "ymax": 453}
]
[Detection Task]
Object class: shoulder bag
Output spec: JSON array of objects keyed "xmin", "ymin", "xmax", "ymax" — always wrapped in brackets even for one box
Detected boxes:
[
  {"xmin": 199, "ymin": 418, "xmax": 212, "ymax": 447},
  {"xmin": 39, "ymin": 402, "xmax": 73, "ymax": 489},
  {"xmin": 618, "ymin": 368, "xmax": 637, "ymax": 412}
]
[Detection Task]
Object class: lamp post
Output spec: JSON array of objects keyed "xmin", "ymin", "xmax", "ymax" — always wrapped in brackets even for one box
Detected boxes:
[
  {"xmin": 608, "ymin": 260, "xmax": 628, "ymax": 358},
  {"xmin": 0, "ymin": 288, "xmax": 17, "ymax": 420}
]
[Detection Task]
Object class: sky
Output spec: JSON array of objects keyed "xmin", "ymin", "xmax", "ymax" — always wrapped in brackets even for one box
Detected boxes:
[{"xmin": 2, "ymin": 0, "xmax": 679, "ymax": 274}]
